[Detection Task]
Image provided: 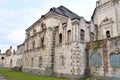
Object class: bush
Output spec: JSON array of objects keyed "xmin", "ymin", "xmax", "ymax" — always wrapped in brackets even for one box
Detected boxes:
[
  {"xmin": 11, "ymin": 66, "xmax": 22, "ymax": 72},
  {"xmin": 81, "ymin": 78, "xmax": 98, "ymax": 80}
]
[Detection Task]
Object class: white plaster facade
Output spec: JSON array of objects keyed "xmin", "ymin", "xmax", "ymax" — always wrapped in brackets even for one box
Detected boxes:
[
  {"xmin": 16, "ymin": 0, "xmax": 120, "ymax": 78},
  {"xmin": 0, "ymin": 54, "xmax": 6, "ymax": 68},
  {"xmin": 4, "ymin": 45, "xmax": 23, "ymax": 68},
  {"xmin": 93, "ymin": 0, "xmax": 120, "ymax": 39}
]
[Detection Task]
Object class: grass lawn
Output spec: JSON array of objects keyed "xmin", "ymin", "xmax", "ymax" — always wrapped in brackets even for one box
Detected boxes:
[
  {"xmin": 0, "ymin": 69, "xmax": 67, "ymax": 80},
  {"xmin": 0, "ymin": 69, "xmax": 98, "ymax": 80}
]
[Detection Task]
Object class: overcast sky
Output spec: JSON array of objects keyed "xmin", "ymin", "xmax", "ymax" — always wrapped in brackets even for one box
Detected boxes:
[{"xmin": 0, "ymin": 0, "xmax": 97, "ymax": 53}]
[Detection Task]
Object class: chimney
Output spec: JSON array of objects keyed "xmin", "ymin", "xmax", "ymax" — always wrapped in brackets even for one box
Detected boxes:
[
  {"xmin": 13, "ymin": 49, "xmax": 16, "ymax": 55},
  {"xmin": 10, "ymin": 46, "xmax": 12, "ymax": 49}
]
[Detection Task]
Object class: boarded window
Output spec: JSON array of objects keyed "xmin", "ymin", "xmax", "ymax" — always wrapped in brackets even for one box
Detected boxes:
[
  {"xmin": 61, "ymin": 56, "xmax": 65, "ymax": 66},
  {"xmin": 110, "ymin": 53, "xmax": 120, "ymax": 67},
  {"xmin": 17, "ymin": 59, "xmax": 21, "ymax": 66},
  {"xmin": 90, "ymin": 53, "xmax": 102, "ymax": 66},
  {"xmin": 39, "ymin": 57, "xmax": 42, "ymax": 68}
]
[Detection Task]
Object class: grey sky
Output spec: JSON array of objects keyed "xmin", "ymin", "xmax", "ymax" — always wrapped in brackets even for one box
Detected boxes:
[{"xmin": 0, "ymin": 0, "xmax": 97, "ymax": 53}]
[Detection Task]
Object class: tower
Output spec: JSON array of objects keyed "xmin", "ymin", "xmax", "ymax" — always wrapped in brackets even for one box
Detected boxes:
[{"xmin": 92, "ymin": 0, "xmax": 120, "ymax": 40}]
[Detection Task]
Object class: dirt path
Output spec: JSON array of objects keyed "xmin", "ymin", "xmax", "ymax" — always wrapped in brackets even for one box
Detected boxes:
[{"xmin": 0, "ymin": 74, "xmax": 7, "ymax": 80}]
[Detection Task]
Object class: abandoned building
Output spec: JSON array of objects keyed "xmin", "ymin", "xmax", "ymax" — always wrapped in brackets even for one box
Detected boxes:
[{"xmin": 16, "ymin": 0, "xmax": 120, "ymax": 78}]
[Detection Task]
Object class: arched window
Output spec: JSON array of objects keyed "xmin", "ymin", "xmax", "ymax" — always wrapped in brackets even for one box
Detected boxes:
[
  {"xmin": 33, "ymin": 29, "xmax": 36, "ymax": 35},
  {"xmin": 67, "ymin": 30, "xmax": 71, "ymax": 43},
  {"xmin": 80, "ymin": 29, "xmax": 85, "ymax": 42},
  {"xmin": 106, "ymin": 30, "xmax": 110, "ymax": 38},
  {"xmin": 110, "ymin": 53, "xmax": 120, "ymax": 67},
  {"xmin": 32, "ymin": 41, "xmax": 35, "ymax": 49},
  {"xmin": 59, "ymin": 33, "xmax": 62, "ymax": 44},
  {"xmin": 90, "ymin": 32, "xmax": 94, "ymax": 41},
  {"xmin": 41, "ymin": 37, "xmax": 44, "ymax": 47},
  {"xmin": 61, "ymin": 56, "xmax": 65, "ymax": 66},
  {"xmin": 90, "ymin": 53, "xmax": 102, "ymax": 67},
  {"xmin": 39, "ymin": 57, "xmax": 42, "ymax": 68}
]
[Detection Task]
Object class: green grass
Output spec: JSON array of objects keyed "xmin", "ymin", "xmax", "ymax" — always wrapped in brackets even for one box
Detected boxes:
[
  {"xmin": 81, "ymin": 78, "xmax": 98, "ymax": 80},
  {"xmin": 0, "ymin": 69, "xmax": 66, "ymax": 80},
  {"xmin": 0, "ymin": 69, "xmax": 98, "ymax": 80}
]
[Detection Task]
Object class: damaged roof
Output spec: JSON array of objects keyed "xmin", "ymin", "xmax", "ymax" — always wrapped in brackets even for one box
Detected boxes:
[
  {"xmin": 26, "ymin": 5, "xmax": 84, "ymax": 31},
  {"xmin": 50, "ymin": 5, "xmax": 81, "ymax": 20}
]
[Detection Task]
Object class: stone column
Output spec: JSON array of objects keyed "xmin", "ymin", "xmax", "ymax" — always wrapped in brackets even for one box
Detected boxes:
[{"xmin": 84, "ymin": 47, "xmax": 90, "ymax": 77}]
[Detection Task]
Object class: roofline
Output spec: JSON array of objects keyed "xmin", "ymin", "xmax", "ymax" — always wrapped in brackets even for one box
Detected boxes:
[
  {"xmin": 25, "ymin": 14, "xmax": 46, "ymax": 32},
  {"xmin": 91, "ymin": 7, "xmax": 96, "ymax": 20},
  {"xmin": 53, "ymin": 5, "xmax": 81, "ymax": 19},
  {"xmin": 80, "ymin": 16, "xmax": 90, "ymax": 24},
  {"xmin": 25, "ymin": 8, "xmax": 69, "ymax": 32},
  {"xmin": 17, "ymin": 43, "xmax": 25, "ymax": 48},
  {"xmin": 26, "ymin": 6, "xmax": 92, "ymax": 32}
]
